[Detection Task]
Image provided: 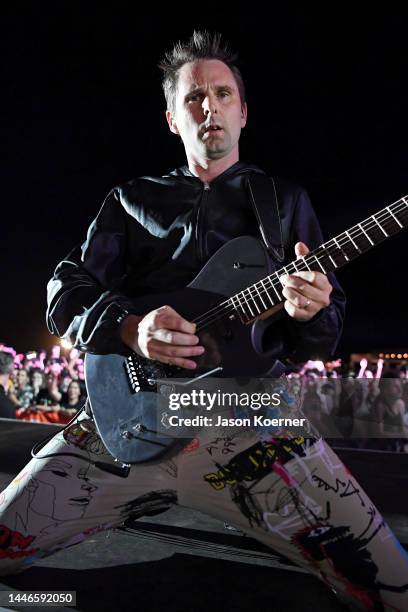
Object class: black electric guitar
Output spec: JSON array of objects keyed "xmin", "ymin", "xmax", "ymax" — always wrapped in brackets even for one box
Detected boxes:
[{"xmin": 85, "ymin": 194, "xmax": 408, "ymax": 464}]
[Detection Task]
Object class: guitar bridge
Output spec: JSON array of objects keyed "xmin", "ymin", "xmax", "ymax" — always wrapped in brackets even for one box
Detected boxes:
[
  {"xmin": 124, "ymin": 354, "xmax": 179, "ymax": 394},
  {"xmin": 124, "ymin": 356, "xmax": 142, "ymax": 393}
]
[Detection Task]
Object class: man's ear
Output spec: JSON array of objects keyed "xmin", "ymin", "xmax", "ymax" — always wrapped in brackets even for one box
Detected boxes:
[
  {"xmin": 166, "ymin": 110, "xmax": 179, "ymax": 135},
  {"xmin": 240, "ymin": 102, "xmax": 248, "ymax": 128}
]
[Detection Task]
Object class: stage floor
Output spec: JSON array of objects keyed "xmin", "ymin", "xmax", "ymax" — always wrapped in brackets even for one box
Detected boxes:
[{"xmin": 1, "ymin": 420, "xmax": 407, "ymax": 611}]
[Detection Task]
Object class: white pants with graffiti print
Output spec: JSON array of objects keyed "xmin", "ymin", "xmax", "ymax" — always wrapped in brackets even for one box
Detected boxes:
[{"xmin": 1, "ymin": 409, "xmax": 408, "ymax": 611}]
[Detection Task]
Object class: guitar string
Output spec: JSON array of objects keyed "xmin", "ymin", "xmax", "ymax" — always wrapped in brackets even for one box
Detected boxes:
[
  {"xmin": 194, "ymin": 200, "xmax": 408, "ymax": 330},
  {"xmin": 192, "ymin": 199, "xmax": 408, "ymax": 331},
  {"xmin": 194, "ymin": 201, "xmax": 408, "ymax": 331}
]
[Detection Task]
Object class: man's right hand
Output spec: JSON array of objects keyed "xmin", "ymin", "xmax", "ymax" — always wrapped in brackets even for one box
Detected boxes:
[{"xmin": 119, "ymin": 305, "xmax": 205, "ymax": 370}]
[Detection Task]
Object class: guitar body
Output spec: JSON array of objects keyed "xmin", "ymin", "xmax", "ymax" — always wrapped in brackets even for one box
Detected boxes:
[
  {"xmin": 82, "ymin": 191, "xmax": 408, "ymax": 463},
  {"xmin": 85, "ymin": 236, "xmax": 283, "ymax": 464}
]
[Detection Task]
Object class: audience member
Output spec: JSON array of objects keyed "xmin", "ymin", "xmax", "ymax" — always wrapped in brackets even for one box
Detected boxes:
[{"xmin": 0, "ymin": 351, "xmax": 16, "ymax": 419}]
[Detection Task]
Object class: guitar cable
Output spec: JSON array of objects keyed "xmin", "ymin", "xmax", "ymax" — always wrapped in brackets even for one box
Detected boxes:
[{"xmin": 30, "ymin": 404, "xmax": 131, "ymax": 478}]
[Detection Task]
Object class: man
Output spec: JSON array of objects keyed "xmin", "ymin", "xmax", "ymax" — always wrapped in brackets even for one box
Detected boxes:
[
  {"xmin": 0, "ymin": 352, "xmax": 16, "ymax": 419},
  {"xmin": 1, "ymin": 32, "xmax": 407, "ymax": 610},
  {"xmin": 10, "ymin": 368, "xmax": 34, "ymax": 410}
]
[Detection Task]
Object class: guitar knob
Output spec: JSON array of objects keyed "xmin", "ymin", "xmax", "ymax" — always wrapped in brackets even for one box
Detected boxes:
[{"xmin": 121, "ymin": 430, "xmax": 133, "ymax": 440}]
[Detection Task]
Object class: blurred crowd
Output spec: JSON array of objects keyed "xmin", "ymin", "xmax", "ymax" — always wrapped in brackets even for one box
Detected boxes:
[
  {"xmin": 0, "ymin": 344, "xmax": 86, "ymax": 425},
  {"xmin": 287, "ymin": 357, "xmax": 408, "ymax": 452},
  {"xmin": 0, "ymin": 343, "xmax": 407, "ymax": 452}
]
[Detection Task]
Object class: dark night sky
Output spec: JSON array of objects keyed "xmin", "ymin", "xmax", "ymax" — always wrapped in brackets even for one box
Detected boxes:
[{"xmin": 2, "ymin": 8, "xmax": 407, "ymax": 355}]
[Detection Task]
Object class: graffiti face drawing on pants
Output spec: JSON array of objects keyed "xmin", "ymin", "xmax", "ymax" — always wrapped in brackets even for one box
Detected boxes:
[
  {"xmin": 28, "ymin": 457, "xmax": 97, "ymax": 522},
  {"xmin": 8, "ymin": 446, "xmax": 98, "ymax": 535}
]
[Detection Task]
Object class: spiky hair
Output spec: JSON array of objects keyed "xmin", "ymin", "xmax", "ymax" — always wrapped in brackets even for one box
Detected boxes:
[{"xmin": 159, "ymin": 30, "xmax": 246, "ymax": 113}]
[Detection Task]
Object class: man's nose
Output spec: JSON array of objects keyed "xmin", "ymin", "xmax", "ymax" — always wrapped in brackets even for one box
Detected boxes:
[{"xmin": 202, "ymin": 94, "xmax": 218, "ymax": 115}]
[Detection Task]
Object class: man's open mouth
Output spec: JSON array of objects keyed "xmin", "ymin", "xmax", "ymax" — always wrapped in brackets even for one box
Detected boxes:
[{"xmin": 203, "ymin": 124, "xmax": 223, "ymax": 133}]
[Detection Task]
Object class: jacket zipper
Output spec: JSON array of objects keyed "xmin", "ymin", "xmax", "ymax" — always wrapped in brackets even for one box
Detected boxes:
[{"xmin": 195, "ymin": 181, "xmax": 210, "ymax": 262}]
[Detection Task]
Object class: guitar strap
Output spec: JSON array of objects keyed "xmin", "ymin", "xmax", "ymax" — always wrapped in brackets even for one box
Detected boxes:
[{"xmin": 246, "ymin": 173, "xmax": 286, "ymax": 264}]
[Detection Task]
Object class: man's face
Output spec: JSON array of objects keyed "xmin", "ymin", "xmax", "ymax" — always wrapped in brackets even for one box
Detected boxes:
[{"xmin": 167, "ymin": 59, "xmax": 247, "ymax": 166}]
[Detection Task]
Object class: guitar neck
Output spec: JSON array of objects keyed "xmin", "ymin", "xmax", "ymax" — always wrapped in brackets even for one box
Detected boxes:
[{"xmin": 228, "ymin": 194, "xmax": 408, "ymax": 324}]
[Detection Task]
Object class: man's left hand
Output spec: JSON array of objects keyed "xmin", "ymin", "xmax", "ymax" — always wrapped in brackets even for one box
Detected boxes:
[{"xmin": 279, "ymin": 242, "xmax": 332, "ymax": 322}]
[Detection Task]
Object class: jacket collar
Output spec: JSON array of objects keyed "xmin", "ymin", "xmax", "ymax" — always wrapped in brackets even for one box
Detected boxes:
[{"xmin": 168, "ymin": 160, "xmax": 265, "ymax": 182}]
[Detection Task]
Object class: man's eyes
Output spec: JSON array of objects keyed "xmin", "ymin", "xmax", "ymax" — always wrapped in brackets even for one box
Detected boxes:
[{"xmin": 186, "ymin": 90, "xmax": 231, "ymax": 103}]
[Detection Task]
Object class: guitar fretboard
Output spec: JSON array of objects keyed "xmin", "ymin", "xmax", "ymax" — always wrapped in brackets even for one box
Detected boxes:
[{"xmin": 199, "ymin": 194, "xmax": 408, "ymax": 328}]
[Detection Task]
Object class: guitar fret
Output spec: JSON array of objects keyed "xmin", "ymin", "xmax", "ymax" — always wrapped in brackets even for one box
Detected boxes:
[
  {"xmin": 250, "ymin": 287, "xmax": 262, "ymax": 314},
  {"xmin": 345, "ymin": 229, "xmax": 361, "ymax": 253},
  {"xmin": 387, "ymin": 206, "xmax": 403, "ymax": 229},
  {"xmin": 254, "ymin": 284, "xmax": 267, "ymax": 309},
  {"xmin": 328, "ymin": 240, "xmax": 346, "ymax": 266},
  {"xmin": 234, "ymin": 293, "xmax": 250, "ymax": 322},
  {"xmin": 321, "ymin": 240, "xmax": 339, "ymax": 269},
  {"xmin": 233, "ymin": 294, "xmax": 242, "ymax": 311},
  {"xmin": 228, "ymin": 295, "xmax": 239, "ymax": 322},
  {"xmin": 326, "ymin": 250, "xmax": 338, "ymax": 268},
  {"xmin": 291, "ymin": 260, "xmax": 301, "ymax": 273},
  {"xmin": 334, "ymin": 237, "xmax": 349, "ymax": 261},
  {"xmin": 241, "ymin": 289, "xmax": 255, "ymax": 317},
  {"xmin": 358, "ymin": 223, "xmax": 374, "ymax": 245},
  {"xmin": 372, "ymin": 215, "xmax": 388, "ymax": 237},
  {"xmin": 230, "ymin": 295, "xmax": 240, "ymax": 317},
  {"xmin": 300, "ymin": 256, "xmax": 311, "ymax": 271},
  {"xmin": 392, "ymin": 200, "xmax": 408, "ymax": 228},
  {"xmin": 260, "ymin": 279, "xmax": 274, "ymax": 306},
  {"xmin": 248, "ymin": 287, "xmax": 261, "ymax": 313},
  {"xmin": 295, "ymin": 258, "xmax": 311, "ymax": 274},
  {"xmin": 269, "ymin": 277, "xmax": 282, "ymax": 302},
  {"xmin": 312, "ymin": 255, "xmax": 327, "ymax": 273}
]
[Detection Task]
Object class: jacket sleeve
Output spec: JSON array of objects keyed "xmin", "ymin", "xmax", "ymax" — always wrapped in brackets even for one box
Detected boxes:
[
  {"xmin": 262, "ymin": 187, "xmax": 346, "ymax": 362},
  {"xmin": 46, "ymin": 189, "xmax": 140, "ymax": 355}
]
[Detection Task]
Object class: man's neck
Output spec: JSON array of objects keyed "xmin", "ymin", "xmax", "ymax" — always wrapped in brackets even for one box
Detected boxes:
[{"xmin": 187, "ymin": 150, "xmax": 239, "ymax": 184}]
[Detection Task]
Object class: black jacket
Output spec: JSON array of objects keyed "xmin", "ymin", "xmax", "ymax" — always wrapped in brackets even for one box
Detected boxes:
[
  {"xmin": 0, "ymin": 385, "xmax": 16, "ymax": 419},
  {"xmin": 46, "ymin": 161, "xmax": 345, "ymax": 362}
]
